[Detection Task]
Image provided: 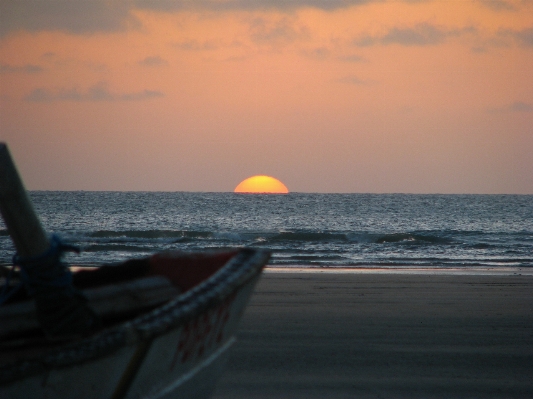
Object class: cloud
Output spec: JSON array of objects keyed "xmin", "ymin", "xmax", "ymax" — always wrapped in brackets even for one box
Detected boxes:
[
  {"xmin": 495, "ymin": 26, "xmax": 533, "ymax": 47},
  {"xmin": 355, "ymin": 24, "xmax": 475, "ymax": 47},
  {"xmin": 24, "ymin": 82, "xmax": 164, "ymax": 102},
  {"xmin": 173, "ymin": 40, "xmax": 219, "ymax": 51},
  {"xmin": 248, "ymin": 16, "xmax": 309, "ymax": 46},
  {"xmin": 0, "ymin": 0, "xmax": 380, "ymax": 37},
  {"xmin": 477, "ymin": 0, "xmax": 517, "ymax": 11},
  {"xmin": 471, "ymin": 46, "xmax": 488, "ymax": 53},
  {"xmin": 339, "ymin": 54, "xmax": 365, "ymax": 62},
  {"xmin": 510, "ymin": 101, "xmax": 533, "ymax": 112},
  {"xmin": 0, "ymin": 63, "xmax": 43, "ymax": 73},
  {"xmin": 139, "ymin": 56, "xmax": 168, "ymax": 66},
  {"xmin": 336, "ymin": 75, "xmax": 374, "ymax": 85},
  {"xmin": 120, "ymin": 90, "xmax": 164, "ymax": 101},
  {"xmin": 301, "ymin": 47, "xmax": 331, "ymax": 59},
  {"xmin": 132, "ymin": 0, "xmax": 376, "ymax": 12},
  {"xmin": 511, "ymin": 27, "xmax": 533, "ymax": 46},
  {"xmin": 0, "ymin": 1, "xmax": 137, "ymax": 36},
  {"xmin": 487, "ymin": 101, "xmax": 533, "ymax": 113}
]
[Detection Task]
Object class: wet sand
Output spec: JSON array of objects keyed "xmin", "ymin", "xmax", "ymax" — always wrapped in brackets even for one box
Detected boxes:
[{"xmin": 213, "ymin": 271, "xmax": 533, "ymax": 398}]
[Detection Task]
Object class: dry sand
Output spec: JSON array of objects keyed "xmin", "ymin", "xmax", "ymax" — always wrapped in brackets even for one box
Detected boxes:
[{"xmin": 213, "ymin": 271, "xmax": 533, "ymax": 399}]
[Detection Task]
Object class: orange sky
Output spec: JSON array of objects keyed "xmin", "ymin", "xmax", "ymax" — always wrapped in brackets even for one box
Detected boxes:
[{"xmin": 1, "ymin": 0, "xmax": 532, "ymax": 193}]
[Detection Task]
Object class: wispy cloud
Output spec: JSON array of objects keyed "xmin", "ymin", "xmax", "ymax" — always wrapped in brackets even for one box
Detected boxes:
[
  {"xmin": 0, "ymin": 1, "xmax": 137, "ymax": 36},
  {"xmin": 0, "ymin": 0, "xmax": 380, "ymax": 37},
  {"xmin": 132, "ymin": 0, "xmax": 378, "ymax": 12},
  {"xmin": 336, "ymin": 75, "xmax": 374, "ymax": 85},
  {"xmin": 511, "ymin": 27, "xmax": 533, "ymax": 46},
  {"xmin": 119, "ymin": 90, "xmax": 164, "ymax": 101},
  {"xmin": 24, "ymin": 82, "xmax": 163, "ymax": 102},
  {"xmin": 477, "ymin": 0, "xmax": 517, "ymax": 11},
  {"xmin": 301, "ymin": 46, "xmax": 331, "ymax": 59},
  {"xmin": 173, "ymin": 40, "xmax": 219, "ymax": 51},
  {"xmin": 248, "ymin": 16, "xmax": 310, "ymax": 46},
  {"xmin": 0, "ymin": 63, "xmax": 43, "ymax": 73},
  {"xmin": 490, "ymin": 26, "xmax": 533, "ymax": 48},
  {"xmin": 487, "ymin": 101, "xmax": 533, "ymax": 113},
  {"xmin": 509, "ymin": 101, "xmax": 533, "ymax": 112},
  {"xmin": 471, "ymin": 46, "xmax": 488, "ymax": 53},
  {"xmin": 355, "ymin": 24, "xmax": 475, "ymax": 47},
  {"xmin": 138, "ymin": 56, "xmax": 168, "ymax": 67},
  {"xmin": 339, "ymin": 54, "xmax": 365, "ymax": 63}
]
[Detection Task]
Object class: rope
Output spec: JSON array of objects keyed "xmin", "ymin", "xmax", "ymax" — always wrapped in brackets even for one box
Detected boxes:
[
  {"xmin": 3, "ymin": 234, "xmax": 100, "ymax": 337},
  {"xmin": 1, "ymin": 234, "xmax": 80, "ymax": 305},
  {"xmin": 13, "ymin": 234, "xmax": 80, "ymax": 297}
]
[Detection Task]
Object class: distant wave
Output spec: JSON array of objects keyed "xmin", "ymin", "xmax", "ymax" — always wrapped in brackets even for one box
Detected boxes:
[
  {"xmin": 84, "ymin": 229, "xmax": 456, "ymax": 245},
  {"xmin": 269, "ymin": 232, "xmax": 349, "ymax": 242},
  {"xmin": 3, "ymin": 192, "xmax": 533, "ymax": 269},
  {"xmin": 83, "ymin": 244, "xmax": 154, "ymax": 252},
  {"xmin": 286, "ymin": 255, "xmax": 346, "ymax": 262},
  {"xmin": 2, "ymin": 226, "xmax": 532, "ymax": 268},
  {"xmin": 89, "ymin": 230, "xmax": 211, "ymax": 240},
  {"xmin": 374, "ymin": 233, "xmax": 453, "ymax": 244}
]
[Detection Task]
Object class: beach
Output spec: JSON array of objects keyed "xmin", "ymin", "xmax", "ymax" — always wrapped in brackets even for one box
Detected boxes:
[{"xmin": 213, "ymin": 270, "xmax": 533, "ymax": 398}]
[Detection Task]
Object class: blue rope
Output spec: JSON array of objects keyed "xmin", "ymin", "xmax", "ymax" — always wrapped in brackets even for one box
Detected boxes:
[{"xmin": 0, "ymin": 234, "xmax": 80, "ymax": 305}]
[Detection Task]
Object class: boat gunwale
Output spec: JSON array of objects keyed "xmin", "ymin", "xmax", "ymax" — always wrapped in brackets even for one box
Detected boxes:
[{"xmin": 0, "ymin": 248, "xmax": 269, "ymax": 385}]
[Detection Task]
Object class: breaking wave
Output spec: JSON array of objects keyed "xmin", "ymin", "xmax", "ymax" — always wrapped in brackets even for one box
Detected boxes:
[
  {"xmin": 1, "ymin": 192, "xmax": 532, "ymax": 268},
  {"xmin": 82, "ymin": 229, "xmax": 456, "ymax": 245}
]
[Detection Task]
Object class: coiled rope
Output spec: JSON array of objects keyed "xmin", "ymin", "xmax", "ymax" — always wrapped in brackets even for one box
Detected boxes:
[
  {"xmin": 13, "ymin": 234, "xmax": 80, "ymax": 296},
  {"xmin": 1, "ymin": 234, "xmax": 100, "ymax": 337}
]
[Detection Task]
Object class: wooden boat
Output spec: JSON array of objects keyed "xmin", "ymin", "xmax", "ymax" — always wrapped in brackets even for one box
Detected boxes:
[
  {"xmin": 0, "ymin": 142, "xmax": 270, "ymax": 398},
  {"xmin": 0, "ymin": 248, "xmax": 269, "ymax": 399}
]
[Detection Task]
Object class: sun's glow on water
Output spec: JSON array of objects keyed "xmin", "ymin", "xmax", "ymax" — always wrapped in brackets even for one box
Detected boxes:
[{"xmin": 234, "ymin": 175, "xmax": 289, "ymax": 194}]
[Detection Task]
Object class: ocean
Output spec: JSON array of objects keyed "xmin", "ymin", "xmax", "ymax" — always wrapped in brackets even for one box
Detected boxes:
[{"xmin": 1, "ymin": 192, "xmax": 532, "ymax": 270}]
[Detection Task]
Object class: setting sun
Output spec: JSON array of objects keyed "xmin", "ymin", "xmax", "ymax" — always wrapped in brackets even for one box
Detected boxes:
[{"xmin": 234, "ymin": 175, "xmax": 289, "ymax": 194}]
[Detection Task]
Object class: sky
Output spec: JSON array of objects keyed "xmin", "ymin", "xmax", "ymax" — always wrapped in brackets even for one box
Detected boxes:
[{"xmin": 0, "ymin": 0, "xmax": 532, "ymax": 194}]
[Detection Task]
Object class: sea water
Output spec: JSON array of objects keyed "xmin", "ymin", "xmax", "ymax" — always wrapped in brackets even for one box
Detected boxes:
[{"xmin": 0, "ymin": 192, "xmax": 532, "ymax": 269}]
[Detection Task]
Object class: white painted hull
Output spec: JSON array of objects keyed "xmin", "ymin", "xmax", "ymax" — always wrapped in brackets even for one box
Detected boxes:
[{"xmin": 0, "ymin": 249, "xmax": 268, "ymax": 399}]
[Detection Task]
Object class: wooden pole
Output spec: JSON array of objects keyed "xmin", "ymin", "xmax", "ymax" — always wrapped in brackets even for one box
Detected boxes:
[
  {"xmin": 0, "ymin": 143, "xmax": 50, "ymax": 257},
  {"xmin": 0, "ymin": 143, "xmax": 100, "ymax": 337}
]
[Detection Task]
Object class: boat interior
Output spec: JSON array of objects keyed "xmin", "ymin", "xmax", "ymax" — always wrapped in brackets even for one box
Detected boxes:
[{"xmin": 0, "ymin": 250, "xmax": 240, "ymax": 361}]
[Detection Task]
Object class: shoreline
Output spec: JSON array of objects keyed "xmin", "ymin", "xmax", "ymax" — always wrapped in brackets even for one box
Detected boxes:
[
  {"xmin": 265, "ymin": 265, "xmax": 533, "ymax": 275},
  {"xmin": 2, "ymin": 263, "xmax": 530, "ymax": 277}
]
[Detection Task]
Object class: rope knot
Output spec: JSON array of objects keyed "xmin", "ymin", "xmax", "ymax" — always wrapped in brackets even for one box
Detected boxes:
[{"xmin": 12, "ymin": 234, "xmax": 80, "ymax": 297}]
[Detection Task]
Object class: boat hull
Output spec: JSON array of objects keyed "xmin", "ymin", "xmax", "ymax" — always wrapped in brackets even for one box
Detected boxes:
[{"xmin": 0, "ymin": 249, "xmax": 268, "ymax": 399}]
